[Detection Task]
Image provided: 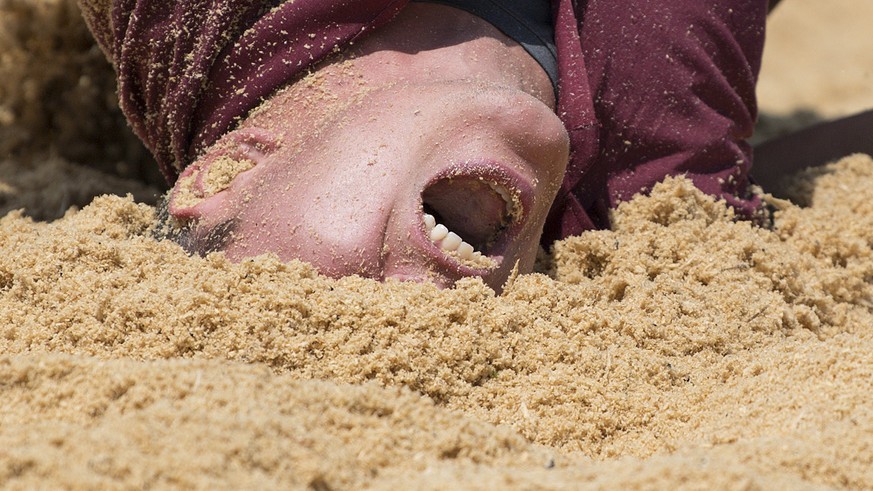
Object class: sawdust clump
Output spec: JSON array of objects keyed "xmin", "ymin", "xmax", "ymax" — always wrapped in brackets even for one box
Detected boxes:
[
  {"xmin": 3, "ymin": 0, "xmax": 873, "ymax": 487},
  {"xmin": 0, "ymin": 0, "xmax": 160, "ymax": 221},
  {"xmin": 2, "ymin": 155, "xmax": 873, "ymax": 489}
]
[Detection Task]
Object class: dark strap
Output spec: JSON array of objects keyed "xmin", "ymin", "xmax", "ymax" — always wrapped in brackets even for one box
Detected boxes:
[{"xmin": 413, "ymin": 0, "xmax": 557, "ymax": 93}]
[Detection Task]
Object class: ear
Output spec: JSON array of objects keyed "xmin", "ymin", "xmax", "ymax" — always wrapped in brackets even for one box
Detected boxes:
[{"xmin": 168, "ymin": 127, "xmax": 281, "ymax": 220}]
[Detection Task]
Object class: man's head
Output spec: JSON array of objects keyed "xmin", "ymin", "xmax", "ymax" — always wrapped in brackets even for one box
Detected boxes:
[{"xmin": 166, "ymin": 3, "xmax": 569, "ymax": 290}]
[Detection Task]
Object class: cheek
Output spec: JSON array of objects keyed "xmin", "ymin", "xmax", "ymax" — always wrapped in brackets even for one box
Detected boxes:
[
  {"xmin": 217, "ymin": 166, "xmax": 398, "ymax": 279},
  {"xmin": 513, "ymin": 113, "xmax": 570, "ymax": 187},
  {"xmin": 515, "ymin": 120, "xmax": 570, "ymax": 211},
  {"xmin": 542, "ymin": 126, "xmax": 571, "ymax": 195}
]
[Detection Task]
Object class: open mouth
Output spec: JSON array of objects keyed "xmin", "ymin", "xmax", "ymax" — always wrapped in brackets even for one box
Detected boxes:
[{"xmin": 420, "ymin": 173, "xmax": 523, "ymax": 270}]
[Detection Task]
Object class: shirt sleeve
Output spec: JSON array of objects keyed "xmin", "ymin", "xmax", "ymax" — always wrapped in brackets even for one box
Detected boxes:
[
  {"xmin": 543, "ymin": 0, "xmax": 769, "ymax": 243},
  {"xmin": 77, "ymin": 0, "xmax": 116, "ymax": 63},
  {"xmin": 582, "ymin": 0, "xmax": 767, "ymax": 218}
]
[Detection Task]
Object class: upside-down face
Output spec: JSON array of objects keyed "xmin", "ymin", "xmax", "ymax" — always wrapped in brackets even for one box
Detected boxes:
[{"xmin": 167, "ymin": 3, "xmax": 569, "ymax": 291}]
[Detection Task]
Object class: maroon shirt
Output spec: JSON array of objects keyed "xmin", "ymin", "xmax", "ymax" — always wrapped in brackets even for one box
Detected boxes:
[{"xmin": 79, "ymin": 0, "xmax": 767, "ymax": 243}]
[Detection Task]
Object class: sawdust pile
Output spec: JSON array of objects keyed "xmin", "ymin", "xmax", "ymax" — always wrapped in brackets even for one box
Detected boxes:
[
  {"xmin": 2, "ymin": 155, "xmax": 873, "ymax": 488},
  {"xmin": 3, "ymin": 0, "xmax": 873, "ymax": 488},
  {"xmin": 0, "ymin": 0, "xmax": 161, "ymax": 220}
]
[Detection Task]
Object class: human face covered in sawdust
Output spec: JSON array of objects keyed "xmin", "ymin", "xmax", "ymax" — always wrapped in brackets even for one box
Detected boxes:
[{"xmin": 167, "ymin": 3, "xmax": 569, "ymax": 291}]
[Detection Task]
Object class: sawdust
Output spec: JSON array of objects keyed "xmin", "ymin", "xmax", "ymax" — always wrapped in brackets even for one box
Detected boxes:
[
  {"xmin": 2, "ymin": 0, "xmax": 873, "ymax": 488},
  {"xmin": 2, "ymin": 156, "xmax": 873, "ymax": 488},
  {"xmin": 0, "ymin": 0, "xmax": 161, "ymax": 221}
]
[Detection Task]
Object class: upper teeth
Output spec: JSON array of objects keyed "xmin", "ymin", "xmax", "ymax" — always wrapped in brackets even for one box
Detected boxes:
[{"xmin": 423, "ymin": 213, "xmax": 485, "ymax": 262}]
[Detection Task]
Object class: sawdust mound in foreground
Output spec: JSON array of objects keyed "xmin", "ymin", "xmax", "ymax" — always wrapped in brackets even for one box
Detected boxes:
[{"xmin": 2, "ymin": 154, "xmax": 873, "ymax": 489}]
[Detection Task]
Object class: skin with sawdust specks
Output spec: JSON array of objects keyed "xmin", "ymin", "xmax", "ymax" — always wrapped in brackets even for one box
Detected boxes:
[{"xmin": 168, "ymin": 4, "xmax": 569, "ymax": 291}]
